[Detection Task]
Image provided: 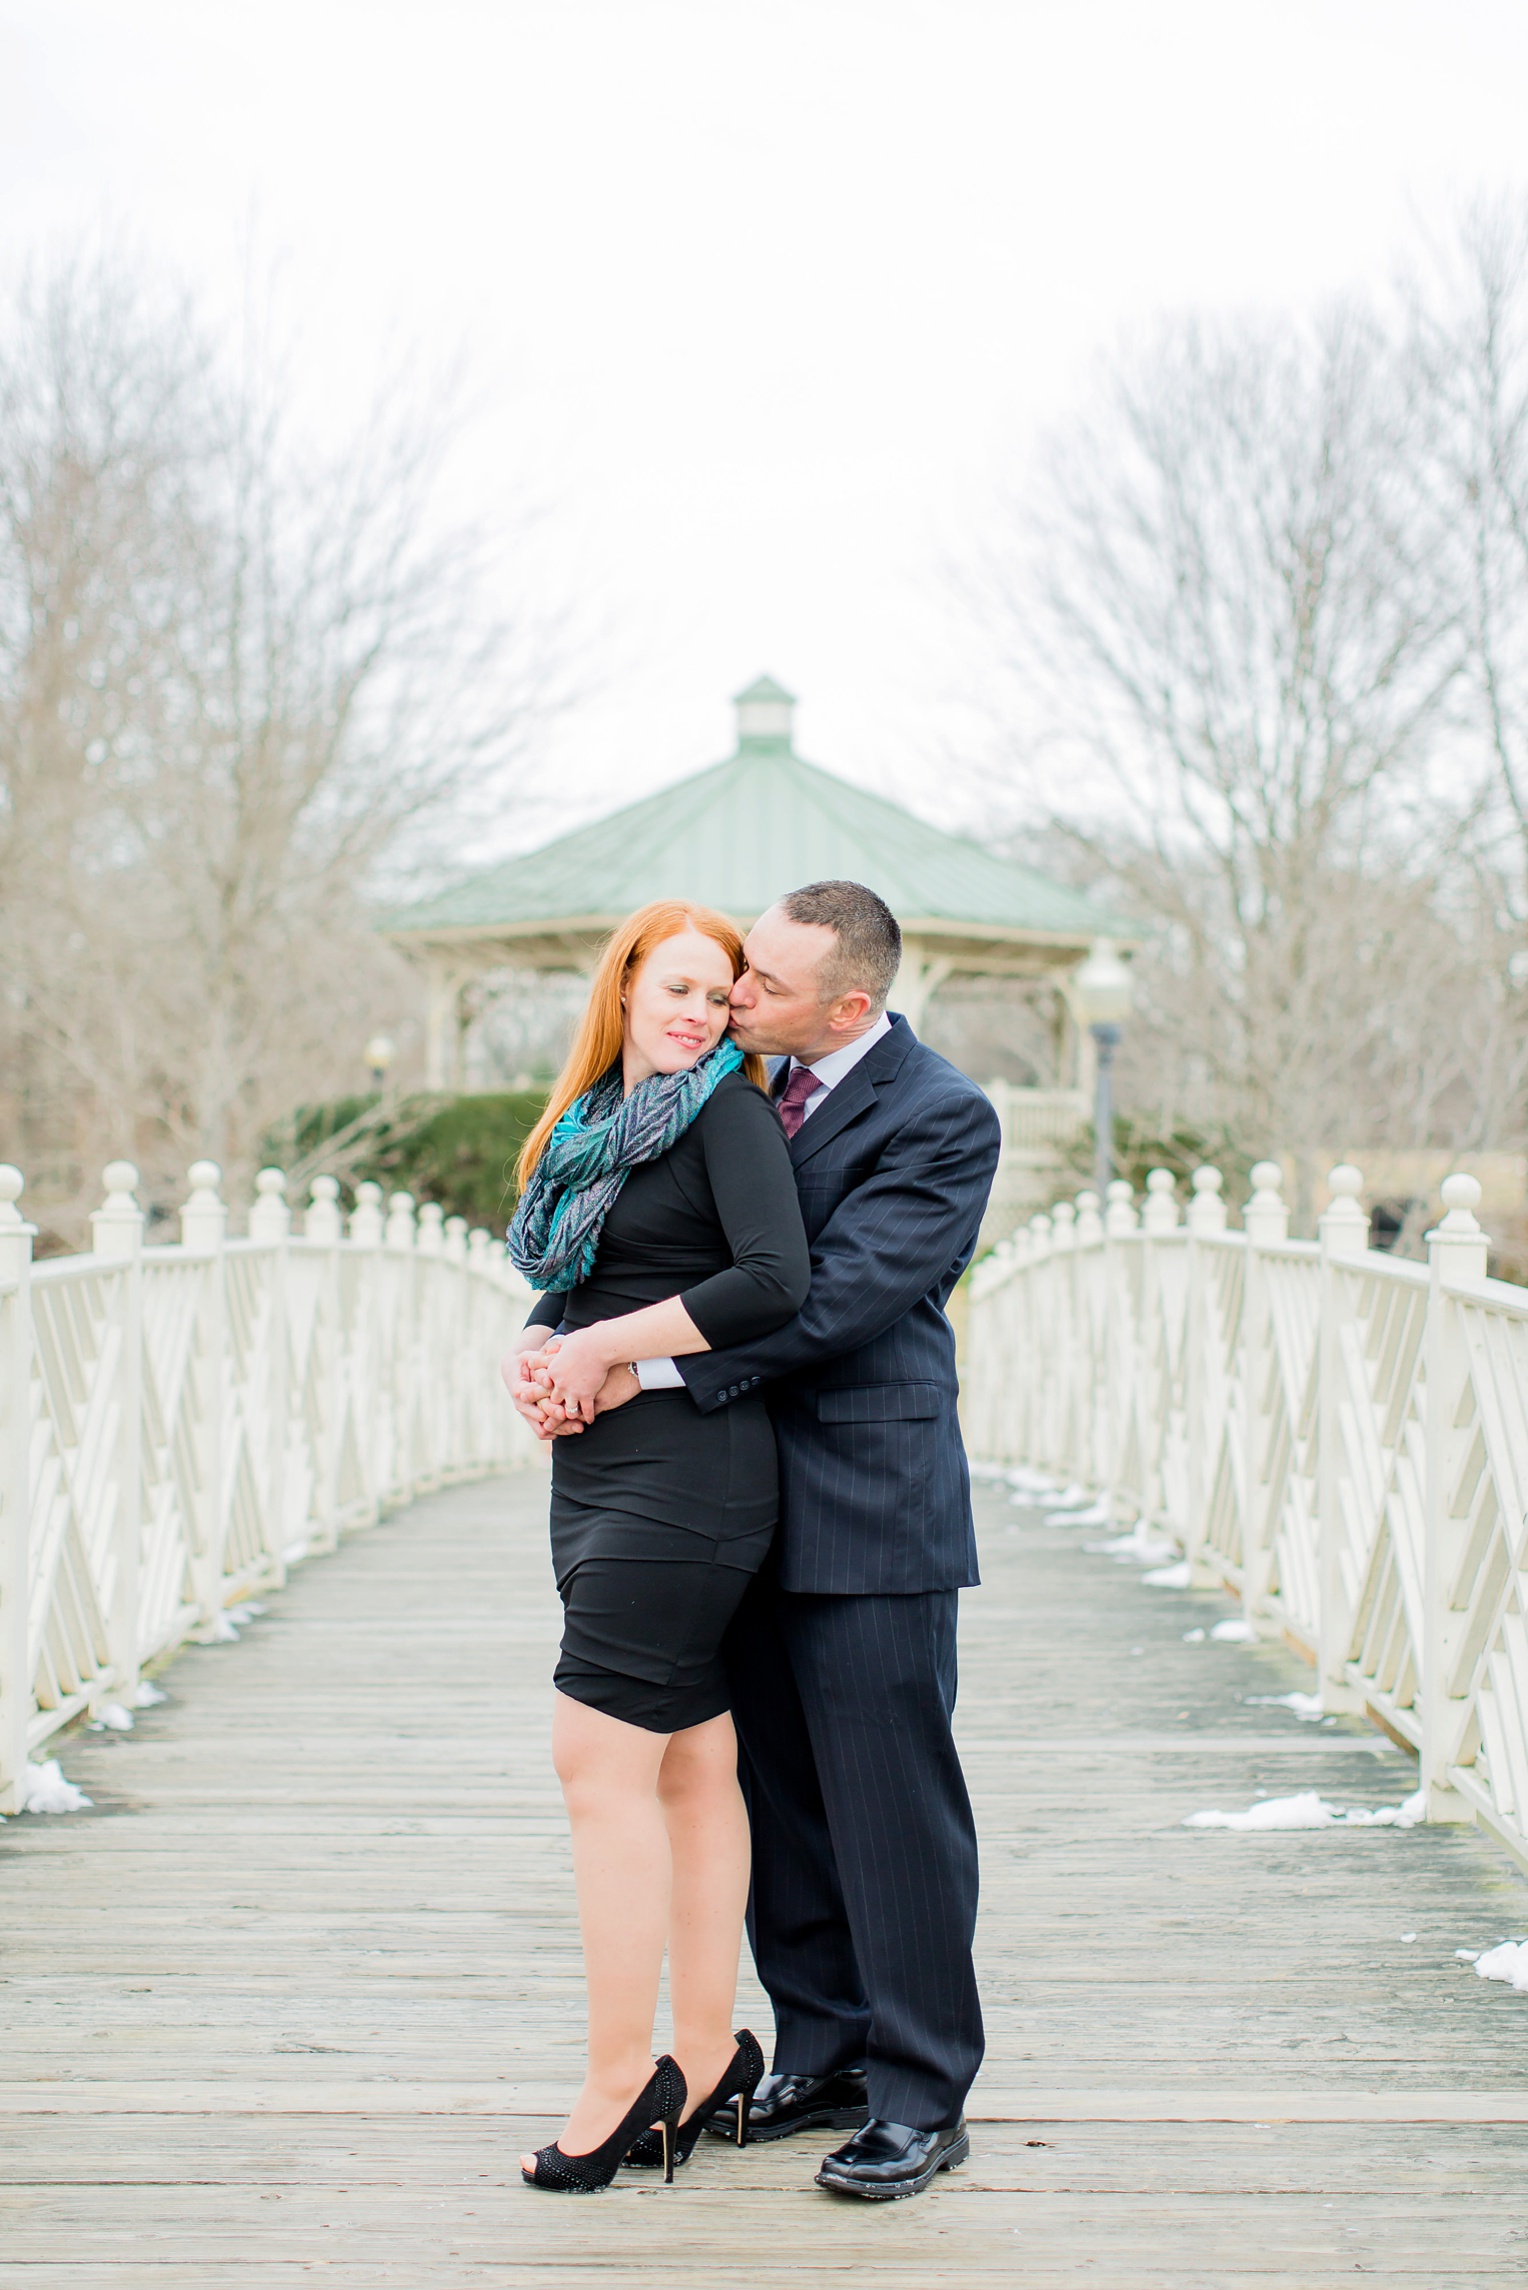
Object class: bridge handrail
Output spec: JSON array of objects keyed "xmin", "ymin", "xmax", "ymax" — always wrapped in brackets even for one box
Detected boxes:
[
  {"xmin": 966, "ymin": 1161, "xmax": 1528, "ymax": 1873},
  {"xmin": 0, "ymin": 1159, "xmax": 540, "ymax": 1812}
]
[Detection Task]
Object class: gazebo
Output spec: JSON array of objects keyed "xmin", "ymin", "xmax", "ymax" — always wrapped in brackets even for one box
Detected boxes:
[{"xmin": 383, "ymin": 678, "xmax": 1134, "ymax": 1225}]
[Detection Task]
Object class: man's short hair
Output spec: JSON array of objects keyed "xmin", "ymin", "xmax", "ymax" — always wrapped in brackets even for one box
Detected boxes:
[{"xmin": 779, "ymin": 880, "xmax": 902, "ymax": 1011}]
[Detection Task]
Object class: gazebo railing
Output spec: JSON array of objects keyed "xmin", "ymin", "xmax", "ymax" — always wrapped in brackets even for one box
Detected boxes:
[
  {"xmin": 0, "ymin": 1160, "xmax": 541, "ymax": 1812},
  {"xmin": 966, "ymin": 1161, "xmax": 1528, "ymax": 1871}
]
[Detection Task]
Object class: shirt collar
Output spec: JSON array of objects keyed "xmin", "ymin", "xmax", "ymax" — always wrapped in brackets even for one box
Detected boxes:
[{"xmin": 791, "ymin": 1010, "xmax": 892, "ymax": 1093}]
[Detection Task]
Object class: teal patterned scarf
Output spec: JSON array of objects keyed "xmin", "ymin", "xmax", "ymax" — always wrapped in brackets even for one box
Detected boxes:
[{"xmin": 507, "ymin": 1038, "xmax": 744, "ymax": 1289}]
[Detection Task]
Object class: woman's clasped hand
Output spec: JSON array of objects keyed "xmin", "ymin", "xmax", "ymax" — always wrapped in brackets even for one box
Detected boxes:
[{"xmin": 514, "ymin": 1331, "xmax": 637, "ymax": 1428}]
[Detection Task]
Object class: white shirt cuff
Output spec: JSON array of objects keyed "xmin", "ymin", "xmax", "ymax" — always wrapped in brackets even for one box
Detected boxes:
[{"xmin": 634, "ymin": 1356, "xmax": 685, "ymax": 1390}]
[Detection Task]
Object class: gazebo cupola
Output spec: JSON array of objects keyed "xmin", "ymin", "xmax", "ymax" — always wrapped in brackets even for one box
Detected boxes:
[{"xmin": 733, "ymin": 672, "xmax": 797, "ymax": 743}]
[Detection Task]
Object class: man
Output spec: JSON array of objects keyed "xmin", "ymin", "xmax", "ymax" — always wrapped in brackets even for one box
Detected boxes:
[{"xmin": 509, "ymin": 880, "xmax": 1000, "ymax": 2200}]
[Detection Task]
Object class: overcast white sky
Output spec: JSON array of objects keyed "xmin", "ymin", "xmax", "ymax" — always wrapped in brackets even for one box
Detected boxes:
[{"xmin": 3, "ymin": 1, "xmax": 1528, "ymax": 851}]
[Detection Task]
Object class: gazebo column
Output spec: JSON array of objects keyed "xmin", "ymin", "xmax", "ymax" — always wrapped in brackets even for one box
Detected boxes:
[
  {"xmin": 897, "ymin": 939, "xmax": 954, "ymax": 1033},
  {"xmin": 424, "ymin": 954, "xmax": 472, "ymax": 1092},
  {"xmin": 1055, "ymin": 975, "xmax": 1096, "ymax": 1096}
]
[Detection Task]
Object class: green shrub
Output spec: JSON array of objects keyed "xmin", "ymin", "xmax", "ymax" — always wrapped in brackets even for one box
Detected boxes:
[
  {"xmin": 1063, "ymin": 1117, "xmax": 1255, "ymax": 1205},
  {"xmin": 361, "ymin": 1093, "xmax": 549, "ymax": 1231},
  {"xmin": 271, "ymin": 1091, "xmax": 549, "ymax": 1233}
]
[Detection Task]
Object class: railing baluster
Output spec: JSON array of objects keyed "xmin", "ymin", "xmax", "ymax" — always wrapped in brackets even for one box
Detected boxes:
[
  {"xmin": 249, "ymin": 1171, "xmax": 293, "ymax": 1584},
  {"xmin": 89, "ymin": 1163, "xmax": 145, "ymax": 1710},
  {"xmin": 1317, "ymin": 1167, "xmax": 1369, "ymax": 1709},
  {"xmin": 179, "ymin": 1162, "xmax": 229, "ymax": 1634},
  {"xmin": 1240, "ymin": 1163, "xmax": 1288, "ymax": 1628},
  {"xmin": 1422, "ymin": 1176, "xmax": 1490, "ymax": 1820},
  {"xmin": 0, "ymin": 1168, "xmax": 37, "ymax": 1813}
]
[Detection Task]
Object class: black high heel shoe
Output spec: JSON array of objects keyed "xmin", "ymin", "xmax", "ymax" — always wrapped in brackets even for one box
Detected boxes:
[
  {"xmin": 523, "ymin": 2056, "xmax": 687, "ymax": 2192},
  {"xmin": 625, "ymin": 2030, "xmax": 764, "ymax": 2169}
]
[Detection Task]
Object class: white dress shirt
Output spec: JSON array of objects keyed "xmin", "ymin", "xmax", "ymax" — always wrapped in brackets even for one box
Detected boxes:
[{"xmin": 634, "ymin": 1012, "xmax": 893, "ymax": 1391}]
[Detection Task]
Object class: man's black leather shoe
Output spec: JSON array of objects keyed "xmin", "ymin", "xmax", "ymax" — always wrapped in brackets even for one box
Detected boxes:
[
  {"xmin": 705, "ymin": 2067, "xmax": 868, "ymax": 2144},
  {"xmin": 814, "ymin": 2116, "xmax": 970, "ymax": 2199}
]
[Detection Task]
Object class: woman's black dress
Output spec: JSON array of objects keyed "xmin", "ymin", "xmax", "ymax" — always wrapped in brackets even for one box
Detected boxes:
[{"xmin": 527, "ymin": 1069, "xmax": 809, "ymax": 1733}]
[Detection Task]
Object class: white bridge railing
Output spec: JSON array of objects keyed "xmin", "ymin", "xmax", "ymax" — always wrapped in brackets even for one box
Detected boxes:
[
  {"xmin": 0, "ymin": 1159, "xmax": 541, "ymax": 1813},
  {"xmin": 967, "ymin": 1161, "xmax": 1528, "ymax": 1873}
]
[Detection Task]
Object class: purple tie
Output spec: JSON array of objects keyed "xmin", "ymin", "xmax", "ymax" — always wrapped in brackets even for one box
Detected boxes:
[{"xmin": 778, "ymin": 1065, "xmax": 824, "ymax": 1139}]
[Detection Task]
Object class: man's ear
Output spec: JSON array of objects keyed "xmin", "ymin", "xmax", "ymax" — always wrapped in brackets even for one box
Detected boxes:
[{"xmin": 827, "ymin": 990, "xmax": 874, "ymax": 1034}]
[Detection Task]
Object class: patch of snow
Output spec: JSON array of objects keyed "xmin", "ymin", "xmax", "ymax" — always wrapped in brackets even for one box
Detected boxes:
[
  {"xmin": 23, "ymin": 1760, "xmax": 92, "ymax": 1814},
  {"xmin": 1084, "ymin": 1524, "xmax": 1177, "ymax": 1565},
  {"xmin": 1143, "ymin": 1561, "xmax": 1193, "ymax": 1588},
  {"xmin": 1050, "ymin": 1497, "xmax": 1112, "ymax": 1527},
  {"xmin": 225, "ymin": 1602, "xmax": 267, "ymax": 1623},
  {"xmin": 1185, "ymin": 1786, "xmax": 1427, "ymax": 1831},
  {"xmin": 1400, "ymin": 1933, "xmax": 1417, "ymax": 1943},
  {"xmin": 1345, "ymin": 1789, "xmax": 1427, "ymax": 1828},
  {"xmin": 1244, "ymin": 1692, "xmax": 1325, "ymax": 1721},
  {"xmin": 88, "ymin": 1702, "xmax": 134, "ymax": 1733},
  {"xmin": 1209, "ymin": 1618, "xmax": 1257, "ymax": 1643},
  {"xmin": 206, "ymin": 1614, "xmax": 242, "ymax": 1642},
  {"xmin": 1456, "ymin": 1948, "xmax": 1480, "ymax": 1962},
  {"xmin": 282, "ymin": 1540, "xmax": 310, "ymax": 1564},
  {"xmin": 1006, "ymin": 1465, "xmax": 1062, "ymax": 1494},
  {"xmin": 1044, "ymin": 1483, "xmax": 1094, "ymax": 1511},
  {"xmin": 1186, "ymin": 1791, "xmax": 1341, "ymax": 1831},
  {"xmin": 1182, "ymin": 1627, "xmax": 1206, "ymax": 1643},
  {"xmin": 1474, "ymin": 1940, "xmax": 1528, "ymax": 1992},
  {"xmin": 132, "ymin": 1681, "xmax": 168, "ymax": 1708}
]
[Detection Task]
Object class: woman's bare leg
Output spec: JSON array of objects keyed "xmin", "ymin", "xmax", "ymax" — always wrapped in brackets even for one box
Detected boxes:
[
  {"xmin": 520, "ymin": 1691, "xmax": 671, "ymax": 2171},
  {"xmin": 658, "ymin": 1711, "xmax": 752, "ymax": 2115}
]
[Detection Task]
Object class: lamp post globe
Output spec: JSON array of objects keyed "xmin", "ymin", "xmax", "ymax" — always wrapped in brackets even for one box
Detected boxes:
[
  {"xmin": 1072, "ymin": 941, "xmax": 1134, "ymax": 1194},
  {"xmin": 365, "ymin": 1034, "xmax": 397, "ymax": 1093}
]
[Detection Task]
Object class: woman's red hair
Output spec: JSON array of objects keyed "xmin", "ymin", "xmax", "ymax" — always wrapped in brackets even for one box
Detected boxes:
[{"xmin": 515, "ymin": 901, "xmax": 768, "ymax": 1190}]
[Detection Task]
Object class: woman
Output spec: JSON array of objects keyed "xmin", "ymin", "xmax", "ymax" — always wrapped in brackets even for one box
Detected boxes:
[{"xmin": 503, "ymin": 900, "xmax": 810, "ymax": 2194}]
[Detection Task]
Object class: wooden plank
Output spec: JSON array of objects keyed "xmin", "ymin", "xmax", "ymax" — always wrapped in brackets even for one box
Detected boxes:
[{"xmin": 4, "ymin": 2082, "xmax": 1528, "ymax": 2122}]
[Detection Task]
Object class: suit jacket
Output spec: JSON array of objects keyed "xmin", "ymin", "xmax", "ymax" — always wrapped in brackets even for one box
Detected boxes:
[{"xmin": 679, "ymin": 1015, "xmax": 1001, "ymax": 1595}]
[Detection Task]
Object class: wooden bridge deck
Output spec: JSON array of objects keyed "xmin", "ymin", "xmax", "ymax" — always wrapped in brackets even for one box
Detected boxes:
[{"xmin": 3, "ymin": 1471, "xmax": 1527, "ymax": 2287}]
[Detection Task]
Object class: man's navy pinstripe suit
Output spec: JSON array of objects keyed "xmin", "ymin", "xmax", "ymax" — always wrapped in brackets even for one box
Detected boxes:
[{"xmin": 678, "ymin": 1014, "xmax": 1002, "ymax": 2129}]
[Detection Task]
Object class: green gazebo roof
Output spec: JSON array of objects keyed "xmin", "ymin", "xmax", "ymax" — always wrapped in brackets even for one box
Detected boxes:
[{"xmin": 384, "ymin": 678, "xmax": 1131, "ymax": 954}]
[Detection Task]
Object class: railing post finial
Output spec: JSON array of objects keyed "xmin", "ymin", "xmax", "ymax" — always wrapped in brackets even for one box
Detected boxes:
[
  {"xmin": 350, "ymin": 1182, "xmax": 385, "ymax": 1247},
  {"xmin": 1104, "ymin": 1178, "xmax": 1137, "ymax": 1235},
  {"xmin": 1074, "ymin": 1190, "xmax": 1103, "ymax": 1243},
  {"xmin": 0, "ymin": 1164, "xmax": 37, "ymax": 1281},
  {"xmin": 249, "ymin": 1168, "xmax": 291, "ymax": 1243},
  {"xmin": 180, "ymin": 1162, "xmax": 227, "ymax": 1252},
  {"xmin": 1426, "ymin": 1173, "xmax": 1489, "ymax": 1289},
  {"xmin": 1243, "ymin": 1160, "xmax": 1289, "ymax": 1244},
  {"xmin": 386, "ymin": 1192, "xmax": 418, "ymax": 1253},
  {"xmin": 1142, "ymin": 1168, "xmax": 1179, "ymax": 1233},
  {"xmin": 90, "ymin": 1163, "xmax": 143, "ymax": 1260},
  {"xmin": 1187, "ymin": 1166, "xmax": 1227, "ymax": 1234},
  {"xmin": 304, "ymin": 1175, "xmax": 343, "ymax": 1246},
  {"xmin": 1319, "ymin": 1165, "xmax": 1368, "ymax": 1259}
]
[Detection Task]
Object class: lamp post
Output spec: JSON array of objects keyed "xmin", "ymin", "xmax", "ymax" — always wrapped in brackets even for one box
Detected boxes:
[
  {"xmin": 364, "ymin": 1034, "xmax": 397, "ymax": 1095},
  {"xmin": 1072, "ymin": 940, "xmax": 1133, "ymax": 1195}
]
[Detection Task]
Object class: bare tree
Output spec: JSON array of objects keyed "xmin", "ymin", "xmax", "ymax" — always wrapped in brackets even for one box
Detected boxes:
[
  {"xmin": 0, "ymin": 252, "xmax": 557, "ymax": 1241},
  {"xmin": 961, "ymin": 290, "xmax": 1507, "ymax": 1215},
  {"xmin": 1408, "ymin": 200, "xmax": 1528, "ymax": 887}
]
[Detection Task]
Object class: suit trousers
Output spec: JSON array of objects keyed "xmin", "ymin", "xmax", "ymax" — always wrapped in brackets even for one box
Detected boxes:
[{"xmin": 723, "ymin": 1568, "xmax": 984, "ymax": 2129}]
